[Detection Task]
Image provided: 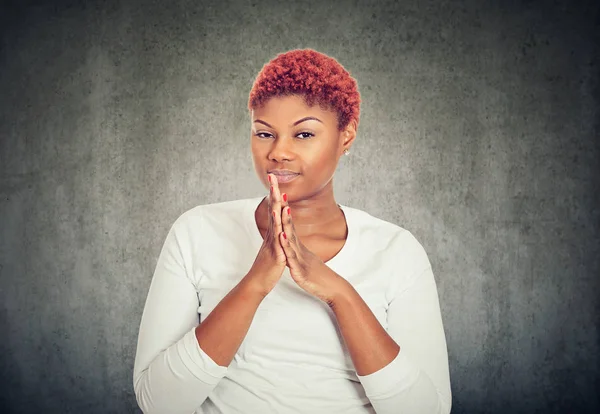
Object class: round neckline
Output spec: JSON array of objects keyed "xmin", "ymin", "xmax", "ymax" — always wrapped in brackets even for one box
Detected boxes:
[{"xmin": 243, "ymin": 196, "xmax": 357, "ymax": 268}]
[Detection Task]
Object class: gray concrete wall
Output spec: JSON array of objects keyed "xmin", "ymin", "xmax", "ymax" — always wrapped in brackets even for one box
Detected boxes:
[{"xmin": 1, "ymin": 0, "xmax": 598, "ymax": 412}]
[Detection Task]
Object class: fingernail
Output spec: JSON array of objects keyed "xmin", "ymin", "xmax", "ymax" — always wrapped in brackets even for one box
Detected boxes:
[
  {"xmin": 268, "ymin": 175, "xmax": 271, "ymax": 183},
  {"xmin": 283, "ymin": 232, "xmax": 287, "ymax": 240},
  {"xmin": 272, "ymin": 211, "xmax": 275, "ymax": 219},
  {"xmin": 283, "ymin": 193, "xmax": 287, "ymax": 202},
  {"xmin": 270, "ymin": 186, "xmax": 273, "ymax": 194},
  {"xmin": 287, "ymin": 207, "xmax": 291, "ymax": 216}
]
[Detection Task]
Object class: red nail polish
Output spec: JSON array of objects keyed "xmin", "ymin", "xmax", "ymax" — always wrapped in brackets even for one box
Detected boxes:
[
  {"xmin": 283, "ymin": 232, "xmax": 287, "ymax": 240},
  {"xmin": 283, "ymin": 193, "xmax": 287, "ymax": 202},
  {"xmin": 287, "ymin": 207, "xmax": 291, "ymax": 216},
  {"xmin": 268, "ymin": 175, "xmax": 271, "ymax": 183}
]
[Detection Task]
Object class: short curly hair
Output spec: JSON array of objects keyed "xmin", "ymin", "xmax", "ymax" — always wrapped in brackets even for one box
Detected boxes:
[{"xmin": 248, "ymin": 49, "xmax": 361, "ymax": 131}]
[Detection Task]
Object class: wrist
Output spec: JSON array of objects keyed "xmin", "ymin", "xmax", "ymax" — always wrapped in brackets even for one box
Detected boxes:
[
  {"xmin": 328, "ymin": 276, "xmax": 355, "ymax": 310},
  {"xmin": 240, "ymin": 273, "xmax": 271, "ymax": 299}
]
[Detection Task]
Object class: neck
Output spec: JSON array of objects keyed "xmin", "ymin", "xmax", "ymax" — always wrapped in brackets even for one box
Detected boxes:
[{"xmin": 260, "ymin": 183, "xmax": 343, "ymax": 237}]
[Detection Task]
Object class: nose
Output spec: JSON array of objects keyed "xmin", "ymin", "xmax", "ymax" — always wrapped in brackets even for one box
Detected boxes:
[{"xmin": 268, "ymin": 136, "xmax": 295, "ymax": 162}]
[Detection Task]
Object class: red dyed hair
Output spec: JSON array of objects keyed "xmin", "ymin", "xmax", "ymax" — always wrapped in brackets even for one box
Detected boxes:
[{"xmin": 248, "ymin": 49, "xmax": 361, "ymax": 131}]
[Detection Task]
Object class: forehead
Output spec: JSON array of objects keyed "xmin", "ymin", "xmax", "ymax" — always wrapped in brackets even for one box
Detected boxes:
[{"xmin": 252, "ymin": 95, "xmax": 337, "ymax": 125}]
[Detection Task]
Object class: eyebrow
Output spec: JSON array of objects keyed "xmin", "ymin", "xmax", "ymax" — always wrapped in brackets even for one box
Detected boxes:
[{"xmin": 253, "ymin": 116, "xmax": 323, "ymax": 128}]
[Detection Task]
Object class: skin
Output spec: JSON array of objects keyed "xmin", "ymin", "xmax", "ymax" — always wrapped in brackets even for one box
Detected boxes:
[
  {"xmin": 248, "ymin": 94, "xmax": 400, "ymax": 377},
  {"xmin": 250, "ymin": 94, "xmax": 357, "ymax": 244},
  {"xmin": 192, "ymin": 93, "xmax": 400, "ymax": 378}
]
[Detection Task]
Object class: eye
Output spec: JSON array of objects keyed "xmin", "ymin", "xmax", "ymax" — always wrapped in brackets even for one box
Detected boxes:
[
  {"xmin": 255, "ymin": 132, "xmax": 273, "ymax": 139},
  {"xmin": 296, "ymin": 132, "xmax": 314, "ymax": 139}
]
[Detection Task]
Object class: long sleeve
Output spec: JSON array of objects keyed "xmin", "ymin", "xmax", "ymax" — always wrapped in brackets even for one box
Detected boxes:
[
  {"xmin": 356, "ymin": 234, "xmax": 452, "ymax": 413},
  {"xmin": 133, "ymin": 217, "xmax": 228, "ymax": 414}
]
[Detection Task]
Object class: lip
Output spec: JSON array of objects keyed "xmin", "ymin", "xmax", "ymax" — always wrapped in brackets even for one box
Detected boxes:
[
  {"xmin": 270, "ymin": 173, "xmax": 300, "ymax": 184},
  {"xmin": 268, "ymin": 169, "xmax": 298, "ymax": 175}
]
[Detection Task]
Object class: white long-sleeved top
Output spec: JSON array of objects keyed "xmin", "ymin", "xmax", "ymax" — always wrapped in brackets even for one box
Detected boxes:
[{"xmin": 133, "ymin": 196, "xmax": 451, "ymax": 414}]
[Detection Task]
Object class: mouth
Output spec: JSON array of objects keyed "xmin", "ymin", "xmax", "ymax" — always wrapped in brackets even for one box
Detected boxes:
[{"xmin": 270, "ymin": 173, "xmax": 300, "ymax": 184}]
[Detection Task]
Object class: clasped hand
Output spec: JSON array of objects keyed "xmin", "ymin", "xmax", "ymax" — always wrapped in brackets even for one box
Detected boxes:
[{"xmin": 269, "ymin": 174, "xmax": 344, "ymax": 307}]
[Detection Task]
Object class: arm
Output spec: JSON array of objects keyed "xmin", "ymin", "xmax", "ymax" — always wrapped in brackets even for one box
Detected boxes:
[
  {"xmin": 330, "ymin": 277, "xmax": 400, "ymax": 375},
  {"xmin": 133, "ymin": 218, "xmax": 266, "ymax": 414},
  {"xmin": 194, "ymin": 274, "xmax": 265, "ymax": 366},
  {"xmin": 329, "ymin": 244, "xmax": 451, "ymax": 413}
]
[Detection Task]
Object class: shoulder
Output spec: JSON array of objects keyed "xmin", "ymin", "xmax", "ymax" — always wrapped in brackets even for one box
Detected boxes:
[
  {"xmin": 344, "ymin": 204, "xmax": 422, "ymax": 247},
  {"xmin": 344, "ymin": 204, "xmax": 431, "ymax": 271},
  {"xmin": 176, "ymin": 197, "xmax": 250, "ymax": 223},
  {"xmin": 168, "ymin": 197, "xmax": 253, "ymax": 239},
  {"xmin": 183, "ymin": 197, "xmax": 250, "ymax": 217}
]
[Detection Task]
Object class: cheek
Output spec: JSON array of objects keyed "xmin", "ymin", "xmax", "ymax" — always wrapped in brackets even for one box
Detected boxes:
[
  {"xmin": 250, "ymin": 141, "xmax": 259, "ymax": 157},
  {"xmin": 250, "ymin": 143, "xmax": 263, "ymax": 164},
  {"xmin": 252, "ymin": 159, "xmax": 265, "ymax": 179},
  {"xmin": 306, "ymin": 147, "xmax": 337, "ymax": 170},
  {"xmin": 250, "ymin": 152, "xmax": 263, "ymax": 174}
]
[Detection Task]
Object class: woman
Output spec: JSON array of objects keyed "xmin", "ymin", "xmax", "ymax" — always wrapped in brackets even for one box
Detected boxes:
[{"xmin": 133, "ymin": 49, "xmax": 451, "ymax": 413}]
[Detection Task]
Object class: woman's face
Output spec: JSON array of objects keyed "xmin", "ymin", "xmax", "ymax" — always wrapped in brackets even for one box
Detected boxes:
[{"xmin": 250, "ymin": 94, "xmax": 351, "ymax": 201}]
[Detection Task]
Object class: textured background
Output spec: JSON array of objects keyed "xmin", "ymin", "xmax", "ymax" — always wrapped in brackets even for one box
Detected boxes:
[{"xmin": 1, "ymin": 0, "xmax": 598, "ymax": 413}]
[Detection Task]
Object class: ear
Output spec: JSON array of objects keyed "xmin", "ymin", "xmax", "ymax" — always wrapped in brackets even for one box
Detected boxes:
[{"xmin": 341, "ymin": 119, "xmax": 357, "ymax": 152}]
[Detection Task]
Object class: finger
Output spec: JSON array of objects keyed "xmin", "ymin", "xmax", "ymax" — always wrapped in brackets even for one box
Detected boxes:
[
  {"xmin": 279, "ymin": 191, "xmax": 288, "ymax": 237},
  {"xmin": 280, "ymin": 189, "xmax": 288, "ymax": 211},
  {"xmin": 280, "ymin": 229, "xmax": 298, "ymax": 263},
  {"xmin": 267, "ymin": 174, "xmax": 274, "ymax": 231},
  {"xmin": 279, "ymin": 230, "xmax": 291, "ymax": 267},
  {"xmin": 281, "ymin": 204, "xmax": 295, "ymax": 245},
  {"xmin": 269, "ymin": 174, "xmax": 282, "ymax": 243},
  {"xmin": 271, "ymin": 177, "xmax": 289, "ymax": 232},
  {"xmin": 268, "ymin": 174, "xmax": 274, "ymax": 214},
  {"xmin": 279, "ymin": 191, "xmax": 288, "ymax": 238}
]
